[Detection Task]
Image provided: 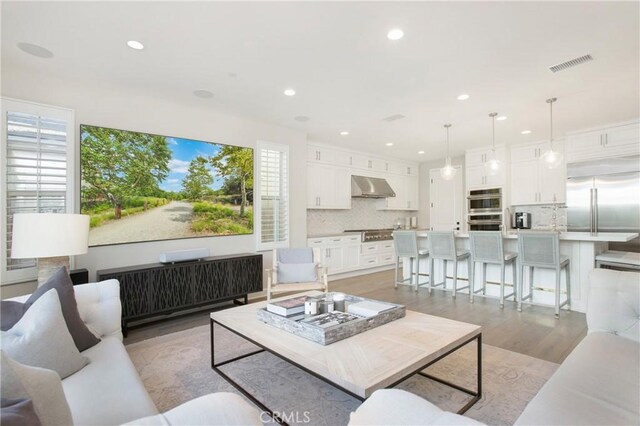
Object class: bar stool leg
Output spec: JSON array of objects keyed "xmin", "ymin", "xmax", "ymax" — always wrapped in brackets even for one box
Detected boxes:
[
  {"xmin": 394, "ymin": 256, "xmax": 400, "ymax": 289},
  {"xmin": 512, "ymin": 261, "xmax": 518, "ymax": 302},
  {"xmin": 517, "ymin": 264, "xmax": 524, "ymax": 312},
  {"xmin": 500, "ymin": 264, "xmax": 506, "ymax": 309},
  {"xmin": 565, "ymin": 264, "xmax": 571, "ymax": 310},
  {"xmin": 528, "ymin": 266, "xmax": 534, "ymax": 302},
  {"xmin": 428, "ymin": 258, "xmax": 434, "ymax": 294},
  {"xmin": 452, "ymin": 259, "xmax": 458, "ymax": 299},
  {"xmin": 482, "ymin": 263, "xmax": 487, "ymax": 295},
  {"xmin": 469, "ymin": 260, "xmax": 475, "ymax": 304},
  {"xmin": 554, "ymin": 268, "xmax": 561, "ymax": 319},
  {"xmin": 414, "ymin": 257, "xmax": 420, "ymax": 292},
  {"xmin": 442, "ymin": 260, "xmax": 447, "ymax": 289}
]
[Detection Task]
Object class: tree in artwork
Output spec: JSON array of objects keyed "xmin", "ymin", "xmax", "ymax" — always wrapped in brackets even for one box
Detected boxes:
[
  {"xmin": 182, "ymin": 156, "xmax": 214, "ymax": 200},
  {"xmin": 209, "ymin": 146, "xmax": 253, "ymax": 216},
  {"xmin": 81, "ymin": 126, "xmax": 171, "ymax": 218}
]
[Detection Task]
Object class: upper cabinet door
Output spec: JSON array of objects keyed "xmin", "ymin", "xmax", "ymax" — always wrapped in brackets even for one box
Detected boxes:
[
  {"xmin": 466, "ymin": 149, "xmax": 487, "ymax": 167},
  {"xmin": 466, "ymin": 164, "xmax": 486, "ymax": 189},
  {"xmin": 308, "ymin": 145, "xmax": 336, "ymax": 163},
  {"xmin": 511, "ymin": 144, "xmax": 540, "ymax": 163},
  {"xmin": 539, "ymin": 161, "xmax": 566, "ymax": 204},
  {"xmin": 604, "ymin": 123, "xmax": 640, "ymax": 149},
  {"xmin": 510, "ymin": 160, "xmax": 539, "ymax": 205}
]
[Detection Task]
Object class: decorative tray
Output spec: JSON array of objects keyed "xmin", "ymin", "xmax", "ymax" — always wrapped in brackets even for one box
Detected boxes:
[{"xmin": 256, "ymin": 293, "xmax": 405, "ymax": 345}]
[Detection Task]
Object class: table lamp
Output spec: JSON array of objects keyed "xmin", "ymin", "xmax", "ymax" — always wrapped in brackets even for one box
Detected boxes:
[{"xmin": 10, "ymin": 213, "xmax": 90, "ymax": 285}]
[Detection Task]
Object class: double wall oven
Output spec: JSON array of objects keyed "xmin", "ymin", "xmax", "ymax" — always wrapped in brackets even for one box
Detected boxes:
[{"xmin": 467, "ymin": 188, "xmax": 503, "ymax": 231}]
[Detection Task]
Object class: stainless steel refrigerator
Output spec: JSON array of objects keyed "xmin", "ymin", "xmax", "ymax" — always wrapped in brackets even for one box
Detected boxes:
[{"xmin": 566, "ymin": 156, "xmax": 640, "ymax": 252}]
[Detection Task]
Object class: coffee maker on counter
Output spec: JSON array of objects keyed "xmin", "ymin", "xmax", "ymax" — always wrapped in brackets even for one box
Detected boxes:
[{"xmin": 513, "ymin": 212, "xmax": 531, "ymax": 229}]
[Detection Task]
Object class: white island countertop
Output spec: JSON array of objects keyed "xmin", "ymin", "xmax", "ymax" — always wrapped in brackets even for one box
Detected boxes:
[{"xmin": 414, "ymin": 230, "xmax": 639, "ymax": 242}]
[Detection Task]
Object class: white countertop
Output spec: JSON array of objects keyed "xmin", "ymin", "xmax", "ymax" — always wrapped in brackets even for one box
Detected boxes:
[
  {"xmin": 414, "ymin": 230, "xmax": 639, "ymax": 242},
  {"xmin": 307, "ymin": 232, "xmax": 362, "ymax": 239}
]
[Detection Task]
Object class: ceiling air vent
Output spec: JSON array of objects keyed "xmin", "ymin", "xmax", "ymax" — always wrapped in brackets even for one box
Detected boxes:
[
  {"xmin": 549, "ymin": 54, "xmax": 593, "ymax": 73},
  {"xmin": 382, "ymin": 114, "xmax": 406, "ymax": 122}
]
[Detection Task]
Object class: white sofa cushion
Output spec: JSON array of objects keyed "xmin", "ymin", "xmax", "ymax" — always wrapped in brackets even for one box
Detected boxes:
[
  {"xmin": 0, "ymin": 289, "xmax": 89, "ymax": 379},
  {"xmin": 121, "ymin": 393, "xmax": 262, "ymax": 426},
  {"xmin": 73, "ymin": 279, "xmax": 123, "ymax": 341},
  {"xmin": 1, "ymin": 350, "xmax": 73, "ymax": 426},
  {"xmin": 587, "ymin": 269, "xmax": 640, "ymax": 342},
  {"xmin": 515, "ymin": 331, "xmax": 640, "ymax": 425},
  {"xmin": 62, "ymin": 336, "xmax": 158, "ymax": 426},
  {"xmin": 349, "ymin": 389, "xmax": 484, "ymax": 426}
]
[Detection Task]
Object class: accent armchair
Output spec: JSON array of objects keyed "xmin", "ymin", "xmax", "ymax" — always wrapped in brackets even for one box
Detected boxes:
[{"xmin": 266, "ymin": 248, "xmax": 328, "ymax": 301}]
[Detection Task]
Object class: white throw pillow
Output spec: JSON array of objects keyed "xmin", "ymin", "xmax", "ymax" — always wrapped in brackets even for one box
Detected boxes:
[
  {"xmin": 277, "ymin": 262, "xmax": 318, "ymax": 283},
  {"xmin": 1, "ymin": 350, "xmax": 73, "ymax": 426},
  {"xmin": 0, "ymin": 289, "xmax": 89, "ymax": 379}
]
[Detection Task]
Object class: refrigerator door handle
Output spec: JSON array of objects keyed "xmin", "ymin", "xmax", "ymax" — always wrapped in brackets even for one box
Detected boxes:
[
  {"xmin": 589, "ymin": 188, "xmax": 595, "ymax": 234},
  {"xmin": 593, "ymin": 188, "xmax": 598, "ymax": 235}
]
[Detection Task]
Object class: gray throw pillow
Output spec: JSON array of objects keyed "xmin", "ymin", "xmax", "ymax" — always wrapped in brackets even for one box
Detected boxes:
[
  {"xmin": 277, "ymin": 262, "xmax": 318, "ymax": 283},
  {"xmin": 0, "ymin": 351, "xmax": 73, "ymax": 426},
  {"xmin": 1, "ymin": 266, "xmax": 100, "ymax": 352},
  {"xmin": 0, "ymin": 289, "xmax": 90, "ymax": 379},
  {"xmin": 1, "ymin": 398, "xmax": 42, "ymax": 426}
]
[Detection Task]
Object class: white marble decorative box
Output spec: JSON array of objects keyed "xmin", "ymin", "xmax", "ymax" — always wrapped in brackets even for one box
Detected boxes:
[{"xmin": 256, "ymin": 293, "xmax": 405, "ymax": 345}]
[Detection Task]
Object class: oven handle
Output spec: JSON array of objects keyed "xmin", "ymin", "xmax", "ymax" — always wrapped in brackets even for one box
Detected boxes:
[
  {"xmin": 467, "ymin": 194, "xmax": 502, "ymax": 200},
  {"xmin": 467, "ymin": 220, "xmax": 504, "ymax": 225}
]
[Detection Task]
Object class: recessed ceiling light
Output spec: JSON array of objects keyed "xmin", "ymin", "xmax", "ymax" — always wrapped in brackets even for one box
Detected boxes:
[
  {"xmin": 385, "ymin": 142, "xmax": 394, "ymax": 147},
  {"xmin": 16, "ymin": 42, "xmax": 53, "ymax": 58},
  {"xmin": 340, "ymin": 131, "xmax": 349, "ymax": 136},
  {"xmin": 497, "ymin": 116, "xmax": 507, "ymax": 121},
  {"xmin": 387, "ymin": 29, "xmax": 404, "ymax": 40},
  {"xmin": 126, "ymin": 40, "xmax": 144, "ymax": 50},
  {"xmin": 193, "ymin": 90, "xmax": 213, "ymax": 99},
  {"xmin": 521, "ymin": 130, "xmax": 532, "ymax": 135},
  {"xmin": 457, "ymin": 94, "xmax": 470, "ymax": 101},
  {"xmin": 294, "ymin": 116, "xmax": 310, "ymax": 122},
  {"xmin": 284, "ymin": 88, "xmax": 296, "ymax": 96},
  {"xmin": 418, "ymin": 151, "xmax": 425, "ymax": 154}
]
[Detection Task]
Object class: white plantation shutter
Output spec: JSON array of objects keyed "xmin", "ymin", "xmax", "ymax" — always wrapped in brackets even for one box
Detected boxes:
[
  {"xmin": 256, "ymin": 141, "xmax": 289, "ymax": 250},
  {"xmin": 1, "ymin": 99, "xmax": 74, "ymax": 284}
]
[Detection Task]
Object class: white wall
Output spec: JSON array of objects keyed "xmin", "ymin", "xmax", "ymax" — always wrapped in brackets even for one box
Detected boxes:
[
  {"xmin": 418, "ymin": 155, "xmax": 465, "ymax": 229},
  {"xmin": 1, "ymin": 66, "xmax": 308, "ymax": 294}
]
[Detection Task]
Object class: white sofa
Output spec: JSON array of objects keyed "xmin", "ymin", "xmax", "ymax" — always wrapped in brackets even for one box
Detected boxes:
[
  {"xmin": 9, "ymin": 279, "xmax": 261, "ymax": 426},
  {"xmin": 350, "ymin": 268, "xmax": 640, "ymax": 425}
]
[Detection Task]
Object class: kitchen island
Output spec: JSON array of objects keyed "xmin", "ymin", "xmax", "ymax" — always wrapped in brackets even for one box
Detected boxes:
[{"xmin": 402, "ymin": 231, "xmax": 639, "ymax": 313}]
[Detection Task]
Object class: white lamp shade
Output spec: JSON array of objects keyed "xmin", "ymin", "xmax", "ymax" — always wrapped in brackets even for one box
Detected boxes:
[{"xmin": 11, "ymin": 213, "xmax": 89, "ymax": 258}]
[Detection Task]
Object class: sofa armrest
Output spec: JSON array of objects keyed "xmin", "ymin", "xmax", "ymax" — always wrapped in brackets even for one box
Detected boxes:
[
  {"xmin": 587, "ymin": 269, "xmax": 640, "ymax": 342},
  {"xmin": 121, "ymin": 393, "xmax": 262, "ymax": 426},
  {"xmin": 73, "ymin": 279, "xmax": 123, "ymax": 342},
  {"xmin": 349, "ymin": 389, "xmax": 484, "ymax": 426}
]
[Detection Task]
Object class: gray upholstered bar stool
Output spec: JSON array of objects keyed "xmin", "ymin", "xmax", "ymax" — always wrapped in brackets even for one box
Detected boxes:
[
  {"xmin": 426, "ymin": 231, "xmax": 471, "ymax": 299},
  {"xmin": 517, "ymin": 231, "xmax": 571, "ymax": 318},
  {"xmin": 468, "ymin": 231, "xmax": 518, "ymax": 308},
  {"xmin": 393, "ymin": 231, "xmax": 429, "ymax": 292}
]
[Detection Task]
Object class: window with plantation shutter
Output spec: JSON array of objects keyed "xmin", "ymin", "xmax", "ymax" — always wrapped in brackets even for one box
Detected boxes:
[
  {"xmin": 256, "ymin": 141, "xmax": 289, "ymax": 251},
  {"xmin": 1, "ymin": 99, "xmax": 75, "ymax": 284}
]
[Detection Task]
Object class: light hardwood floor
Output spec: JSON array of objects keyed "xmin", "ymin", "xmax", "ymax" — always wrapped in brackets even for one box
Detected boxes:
[{"xmin": 124, "ymin": 269, "xmax": 587, "ymax": 364}]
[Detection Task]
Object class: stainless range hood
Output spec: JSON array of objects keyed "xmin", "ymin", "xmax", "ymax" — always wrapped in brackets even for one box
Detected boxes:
[{"xmin": 351, "ymin": 175, "xmax": 396, "ymax": 198}]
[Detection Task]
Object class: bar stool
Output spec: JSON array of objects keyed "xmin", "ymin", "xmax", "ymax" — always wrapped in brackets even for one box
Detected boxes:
[
  {"xmin": 468, "ymin": 231, "xmax": 517, "ymax": 308},
  {"xmin": 426, "ymin": 231, "xmax": 471, "ymax": 299},
  {"xmin": 393, "ymin": 231, "xmax": 430, "ymax": 292},
  {"xmin": 517, "ymin": 231, "xmax": 571, "ymax": 318}
]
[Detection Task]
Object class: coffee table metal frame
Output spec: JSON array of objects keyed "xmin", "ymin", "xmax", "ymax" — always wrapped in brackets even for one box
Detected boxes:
[{"xmin": 210, "ymin": 318, "xmax": 482, "ymax": 426}]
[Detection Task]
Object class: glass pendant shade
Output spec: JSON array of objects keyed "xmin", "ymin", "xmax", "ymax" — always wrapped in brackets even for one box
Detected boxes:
[
  {"xmin": 485, "ymin": 150, "xmax": 500, "ymax": 176},
  {"xmin": 440, "ymin": 158, "xmax": 456, "ymax": 180},
  {"xmin": 540, "ymin": 148, "xmax": 563, "ymax": 169}
]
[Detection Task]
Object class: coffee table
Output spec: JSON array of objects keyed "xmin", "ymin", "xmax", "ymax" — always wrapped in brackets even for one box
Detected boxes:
[{"xmin": 210, "ymin": 291, "xmax": 481, "ymax": 424}]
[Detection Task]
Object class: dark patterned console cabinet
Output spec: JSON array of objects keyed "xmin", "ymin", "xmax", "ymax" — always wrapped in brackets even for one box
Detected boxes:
[{"xmin": 97, "ymin": 253, "xmax": 262, "ymax": 336}]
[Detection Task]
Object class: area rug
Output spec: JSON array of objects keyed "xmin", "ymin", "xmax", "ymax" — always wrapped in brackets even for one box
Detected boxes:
[{"xmin": 126, "ymin": 324, "xmax": 558, "ymax": 426}]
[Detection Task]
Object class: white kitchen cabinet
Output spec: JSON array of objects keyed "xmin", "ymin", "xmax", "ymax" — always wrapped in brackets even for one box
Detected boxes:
[
  {"xmin": 465, "ymin": 146, "xmax": 506, "ymax": 190},
  {"xmin": 308, "ymin": 145, "xmax": 336, "ymax": 163},
  {"xmin": 307, "ymin": 235, "xmax": 362, "ymax": 275},
  {"xmin": 342, "ymin": 245, "xmax": 361, "ymax": 270},
  {"xmin": 377, "ymin": 175, "xmax": 419, "ymax": 211},
  {"xmin": 510, "ymin": 140, "xmax": 566, "ymax": 205},
  {"xmin": 307, "ymin": 164, "xmax": 351, "ymax": 209},
  {"xmin": 566, "ymin": 121, "xmax": 639, "ymax": 162},
  {"xmin": 323, "ymin": 246, "xmax": 344, "ymax": 272},
  {"xmin": 429, "ymin": 166, "xmax": 464, "ymax": 231}
]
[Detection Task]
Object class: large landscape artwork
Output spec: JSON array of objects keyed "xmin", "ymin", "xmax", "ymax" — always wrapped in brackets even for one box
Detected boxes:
[{"xmin": 80, "ymin": 125, "xmax": 253, "ymax": 246}]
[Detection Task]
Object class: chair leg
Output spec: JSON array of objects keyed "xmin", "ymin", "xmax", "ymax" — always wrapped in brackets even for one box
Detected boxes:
[
  {"xmin": 565, "ymin": 264, "xmax": 571, "ymax": 311},
  {"xmin": 428, "ymin": 258, "xmax": 434, "ymax": 294},
  {"xmin": 452, "ymin": 260, "xmax": 458, "ymax": 299},
  {"xmin": 481, "ymin": 263, "xmax": 487, "ymax": 295},
  {"xmin": 469, "ymin": 261, "xmax": 475, "ymax": 304},
  {"xmin": 499, "ymin": 264, "xmax": 506, "ymax": 309},
  {"xmin": 528, "ymin": 266, "xmax": 534, "ymax": 302},
  {"xmin": 415, "ymin": 258, "xmax": 420, "ymax": 292},
  {"xmin": 394, "ymin": 256, "xmax": 400, "ymax": 289},
  {"xmin": 442, "ymin": 260, "xmax": 447, "ymax": 289},
  {"xmin": 555, "ymin": 268, "xmax": 561, "ymax": 319},
  {"xmin": 517, "ymin": 264, "xmax": 523, "ymax": 312},
  {"xmin": 512, "ymin": 261, "xmax": 517, "ymax": 302}
]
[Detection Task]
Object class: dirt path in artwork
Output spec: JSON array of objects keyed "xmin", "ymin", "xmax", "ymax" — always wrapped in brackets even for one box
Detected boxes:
[{"xmin": 88, "ymin": 201, "xmax": 196, "ymax": 246}]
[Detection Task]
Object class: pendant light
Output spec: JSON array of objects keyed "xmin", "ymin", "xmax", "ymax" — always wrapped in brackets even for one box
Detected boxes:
[
  {"xmin": 440, "ymin": 124, "xmax": 456, "ymax": 181},
  {"xmin": 540, "ymin": 97, "xmax": 563, "ymax": 169},
  {"xmin": 485, "ymin": 112, "xmax": 500, "ymax": 176}
]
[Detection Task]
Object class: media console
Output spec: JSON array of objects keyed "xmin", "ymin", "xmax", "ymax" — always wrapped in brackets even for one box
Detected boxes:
[{"xmin": 97, "ymin": 253, "xmax": 262, "ymax": 336}]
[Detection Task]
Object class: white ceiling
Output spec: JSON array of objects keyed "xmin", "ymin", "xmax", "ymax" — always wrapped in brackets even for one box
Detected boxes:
[{"xmin": 2, "ymin": 1, "xmax": 639, "ymax": 161}]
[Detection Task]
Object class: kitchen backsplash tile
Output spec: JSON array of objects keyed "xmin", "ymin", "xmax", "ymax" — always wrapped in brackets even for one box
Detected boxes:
[
  {"xmin": 307, "ymin": 198, "xmax": 414, "ymax": 234},
  {"xmin": 513, "ymin": 204, "xmax": 568, "ymax": 230}
]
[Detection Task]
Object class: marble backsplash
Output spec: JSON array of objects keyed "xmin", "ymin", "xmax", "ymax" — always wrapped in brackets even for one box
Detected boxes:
[
  {"xmin": 307, "ymin": 198, "xmax": 414, "ymax": 235},
  {"xmin": 511, "ymin": 204, "xmax": 568, "ymax": 231}
]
